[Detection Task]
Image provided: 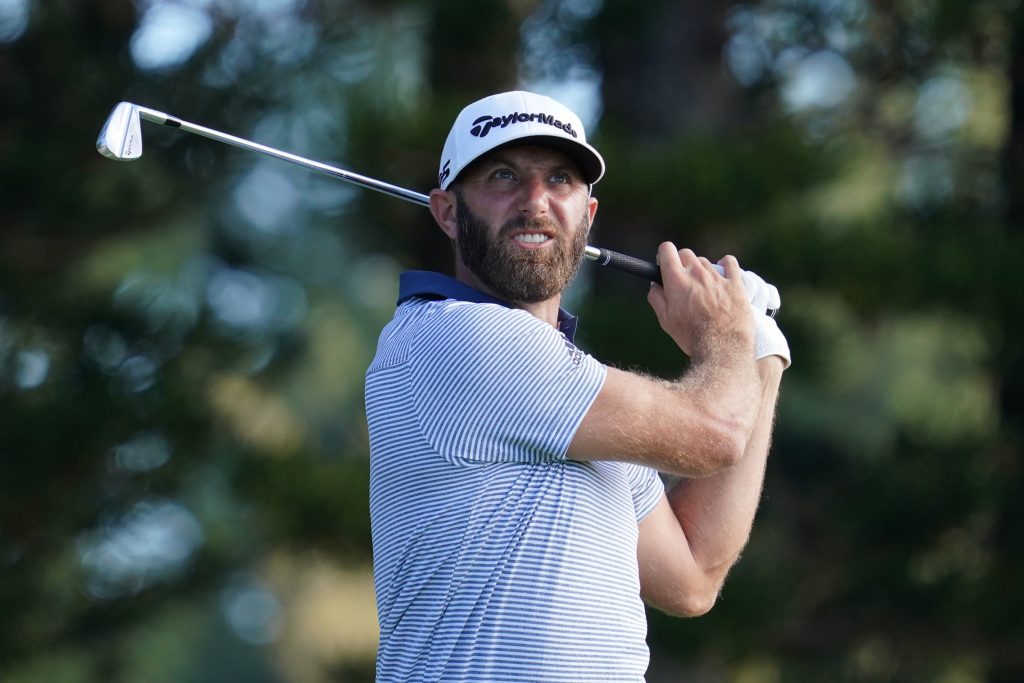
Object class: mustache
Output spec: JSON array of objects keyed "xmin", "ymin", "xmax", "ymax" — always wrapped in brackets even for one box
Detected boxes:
[{"xmin": 498, "ymin": 215, "xmax": 560, "ymax": 238}]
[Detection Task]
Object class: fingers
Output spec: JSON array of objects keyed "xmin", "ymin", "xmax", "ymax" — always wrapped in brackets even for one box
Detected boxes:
[
  {"xmin": 656, "ymin": 243, "xmax": 724, "ymax": 285},
  {"xmin": 655, "ymin": 242, "xmax": 688, "ymax": 283},
  {"xmin": 717, "ymin": 254, "xmax": 743, "ymax": 280},
  {"xmin": 717, "ymin": 256, "xmax": 782, "ymax": 314},
  {"xmin": 658, "ymin": 245, "xmax": 783, "ymax": 313},
  {"xmin": 646, "ymin": 281, "xmax": 667, "ymax": 324},
  {"xmin": 742, "ymin": 269, "xmax": 770, "ymax": 312}
]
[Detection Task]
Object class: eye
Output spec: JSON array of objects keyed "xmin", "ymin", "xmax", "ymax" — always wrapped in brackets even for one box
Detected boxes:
[
  {"xmin": 493, "ymin": 168, "xmax": 517, "ymax": 181},
  {"xmin": 549, "ymin": 172, "xmax": 571, "ymax": 184}
]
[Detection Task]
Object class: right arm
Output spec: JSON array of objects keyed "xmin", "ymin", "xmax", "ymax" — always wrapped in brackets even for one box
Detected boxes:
[
  {"xmin": 567, "ymin": 244, "xmax": 761, "ymax": 477},
  {"xmin": 566, "ymin": 243, "xmax": 787, "ymax": 616}
]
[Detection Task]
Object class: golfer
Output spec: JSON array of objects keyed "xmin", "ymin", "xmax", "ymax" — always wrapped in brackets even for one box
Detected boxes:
[{"xmin": 365, "ymin": 90, "xmax": 790, "ymax": 682}]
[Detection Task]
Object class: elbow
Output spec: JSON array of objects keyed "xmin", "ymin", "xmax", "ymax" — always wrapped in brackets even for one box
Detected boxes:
[
  {"xmin": 688, "ymin": 426, "xmax": 746, "ymax": 477},
  {"xmin": 678, "ymin": 592, "xmax": 718, "ymax": 618},
  {"xmin": 645, "ymin": 570, "xmax": 728, "ymax": 618},
  {"xmin": 657, "ymin": 587, "xmax": 720, "ymax": 618},
  {"xmin": 715, "ymin": 427, "xmax": 748, "ymax": 470},
  {"xmin": 673, "ymin": 395, "xmax": 755, "ymax": 477},
  {"xmin": 704, "ymin": 390, "xmax": 760, "ymax": 471}
]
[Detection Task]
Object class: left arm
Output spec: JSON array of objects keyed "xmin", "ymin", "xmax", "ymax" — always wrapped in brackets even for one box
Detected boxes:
[{"xmin": 636, "ymin": 355, "xmax": 784, "ymax": 616}]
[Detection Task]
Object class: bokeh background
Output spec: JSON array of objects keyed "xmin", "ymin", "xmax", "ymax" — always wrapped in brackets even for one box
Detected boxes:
[{"xmin": 2, "ymin": 0, "xmax": 1023, "ymax": 681}]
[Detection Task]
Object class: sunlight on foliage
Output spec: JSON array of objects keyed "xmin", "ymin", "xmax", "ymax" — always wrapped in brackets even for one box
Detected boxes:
[
  {"xmin": 880, "ymin": 313, "xmax": 996, "ymax": 445},
  {"xmin": 265, "ymin": 553, "xmax": 378, "ymax": 682},
  {"xmin": 780, "ymin": 291, "xmax": 996, "ymax": 456},
  {"xmin": 208, "ymin": 373, "xmax": 307, "ymax": 456}
]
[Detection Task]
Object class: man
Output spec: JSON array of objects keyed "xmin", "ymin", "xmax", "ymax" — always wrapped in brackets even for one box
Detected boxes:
[{"xmin": 365, "ymin": 90, "xmax": 790, "ymax": 682}]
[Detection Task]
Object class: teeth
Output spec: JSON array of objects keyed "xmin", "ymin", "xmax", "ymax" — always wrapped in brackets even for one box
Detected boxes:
[{"xmin": 515, "ymin": 233, "xmax": 549, "ymax": 244}]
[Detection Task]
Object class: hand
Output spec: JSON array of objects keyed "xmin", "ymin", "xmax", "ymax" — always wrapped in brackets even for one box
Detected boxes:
[
  {"xmin": 753, "ymin": 310, "xmax": 791, "ymax": 368},
  {"xmin": 708, "ymin": 263, "xmax": 780, "ymax": 315},
  {"xmin": 648, "ymin": 244, "xmax": 754, "ymax": 359},
  {"xmin": 739, "ymin": 268, "xmax": 781, "ymax": 316}
]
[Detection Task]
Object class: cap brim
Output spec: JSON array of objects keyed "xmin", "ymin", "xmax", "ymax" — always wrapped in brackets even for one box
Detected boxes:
[{"xmin": 470, "ymin": 135, "xmax": 605, "ymax": 186}]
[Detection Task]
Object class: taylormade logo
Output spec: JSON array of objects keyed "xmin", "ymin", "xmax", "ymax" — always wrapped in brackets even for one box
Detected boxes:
[{"xmin": 470, "ymin": 112, "xmax": 578, "ymax": 139}]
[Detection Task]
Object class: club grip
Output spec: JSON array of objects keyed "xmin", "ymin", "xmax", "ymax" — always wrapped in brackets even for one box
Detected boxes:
[{"xmin": 592, "ymin": 248, "xmax": 662, "ymax": 284}]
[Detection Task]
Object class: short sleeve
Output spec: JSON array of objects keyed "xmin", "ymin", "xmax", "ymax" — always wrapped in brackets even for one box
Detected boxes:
[
  {"xmin": 409, "ymin": 301, "xmax": 607, "ymax": 465},
  {"xmin": 629, "ymin": 464, "xmax": 665, "ymax": 521}
]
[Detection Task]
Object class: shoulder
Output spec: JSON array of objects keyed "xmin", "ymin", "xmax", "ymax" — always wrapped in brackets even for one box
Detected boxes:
[{"xmin": 409, "ymin": 298, "xmax": 560, "ymax": 354}]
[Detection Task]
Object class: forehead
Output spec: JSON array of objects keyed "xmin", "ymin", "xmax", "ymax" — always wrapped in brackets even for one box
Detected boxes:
[{"xmin": 465, "ymin": 144, "xmax": 582, "ymax": 175}]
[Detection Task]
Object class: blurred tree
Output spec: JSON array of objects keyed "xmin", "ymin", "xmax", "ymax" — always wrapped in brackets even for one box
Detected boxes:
[{"xmin": 582, "ymin": 0, "xmax": 1023, "ymax": 681}]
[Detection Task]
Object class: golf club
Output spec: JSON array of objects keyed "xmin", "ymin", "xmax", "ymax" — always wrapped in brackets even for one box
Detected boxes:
[{"xmin": 97, "ymin": 102, "xmax": 779, "ymax": 313}]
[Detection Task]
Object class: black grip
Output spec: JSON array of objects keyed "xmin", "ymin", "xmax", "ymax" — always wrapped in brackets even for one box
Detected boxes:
[{"xmin": 594, "ymin": 248, "xmax": 662, "ymax": 284}]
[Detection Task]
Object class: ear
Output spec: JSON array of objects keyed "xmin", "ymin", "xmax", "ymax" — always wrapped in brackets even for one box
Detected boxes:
[
  {"xmin": 586, "ymin": 195, "xmax": 599, "ymax": 228},
  {"xmin": 429, "ymin": 188, "xmax": 459, "ymax": 240}
]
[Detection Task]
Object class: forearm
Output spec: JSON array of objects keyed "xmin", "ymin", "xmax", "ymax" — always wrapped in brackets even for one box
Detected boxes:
[
  {"xmin": 571, "ymin": 248, "xmax": 776, "ymax": 477},
  {"xmin": 665, "ymin": 356, "xmax": 783, "ymax": 579},
  {"xmin": 674, "ymin": 344, "xmax": 762, "ymax": 466},
  {"xmin": 570, "ymin": 352, "xmax": 761, "ymax": 477}
]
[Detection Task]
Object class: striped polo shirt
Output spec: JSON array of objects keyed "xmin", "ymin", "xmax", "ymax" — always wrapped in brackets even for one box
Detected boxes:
[{"xmin": 365, "ymin": 271, "xmax": 664, "ymax": 682}]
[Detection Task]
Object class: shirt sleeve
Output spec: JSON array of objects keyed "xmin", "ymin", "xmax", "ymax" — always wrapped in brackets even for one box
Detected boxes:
[
  {"xmin": 409, "ymin": 301, "xmax": 607, "ymax": 466},
  {"xmin": 628, "ymin": 464, "xmax": 666, "ymax": 522}
]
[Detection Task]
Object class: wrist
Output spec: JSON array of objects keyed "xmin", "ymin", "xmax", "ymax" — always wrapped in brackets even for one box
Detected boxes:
[
  {"xmin": 754, "ymin": 312, "xmax": 791, "ymax": 369},
  {"xmin": 689, "ymin": 323, "xmax": 755, "ymax": 366}
]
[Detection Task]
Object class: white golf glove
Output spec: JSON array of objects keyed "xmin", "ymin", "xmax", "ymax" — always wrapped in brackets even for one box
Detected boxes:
[
  {"xmin": 711, "ymin": 264, "xmax": 790, "ymax": 367},
  {"xmin": 711, "ymin": 264, "xmax": 781, "ymax": 316},
  {"xmin": 753, "ymin": 309, "xmax": 791, "ymax": 368},
  {"xmin": 741, "ymin": 269, "xmax": 781, "ymax": 316}
]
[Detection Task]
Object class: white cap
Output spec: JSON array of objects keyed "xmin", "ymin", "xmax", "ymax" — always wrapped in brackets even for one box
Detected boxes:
[{"xmin": 437, "ymin": 90, "xmax": 605, "ymax": 190}]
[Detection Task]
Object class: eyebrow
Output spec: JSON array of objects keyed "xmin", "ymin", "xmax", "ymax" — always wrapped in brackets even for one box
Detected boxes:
[{"xmin": 477, "ymin": 155, "xmax": 581, "ymax": 178}]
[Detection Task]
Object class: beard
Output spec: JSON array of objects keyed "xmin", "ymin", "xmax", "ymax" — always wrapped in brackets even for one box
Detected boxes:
[{"xmin": 455, "ymin": 195, "xmax": 590, "ymax": 304}]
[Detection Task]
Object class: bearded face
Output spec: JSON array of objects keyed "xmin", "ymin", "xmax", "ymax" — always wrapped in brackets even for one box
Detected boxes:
[{"xmin": 454, "ymin": 190, "xmax": 590, "ymax": 303}]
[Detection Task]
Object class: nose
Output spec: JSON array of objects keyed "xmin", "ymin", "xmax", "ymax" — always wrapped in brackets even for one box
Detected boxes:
[{"xmin": 517, "ymin": 175, "xmax": 549, "ymax": 217}]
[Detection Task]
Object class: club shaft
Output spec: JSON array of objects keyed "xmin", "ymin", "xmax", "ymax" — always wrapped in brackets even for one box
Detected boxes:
[
  {"xmin": 137, "ymin": 107, "xmax": 431, "ymax": 207},
  {"xmin": 134, "ymin": 105, "xmax": 662, "ymax": 282}
]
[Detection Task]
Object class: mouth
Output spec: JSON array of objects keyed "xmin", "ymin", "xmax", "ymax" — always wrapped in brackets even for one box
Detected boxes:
[{"xmin": 510, "ymin": 230, "xmax": 555, "ymax": 249}]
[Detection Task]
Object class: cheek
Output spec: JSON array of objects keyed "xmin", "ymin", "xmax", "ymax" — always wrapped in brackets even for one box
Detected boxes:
[
  {"xmin": 557, "ymin": 201, "xmax": 591, "ymax": 231},
  {"xmin": 477, "ymin": 201, "xmax": 516, "ymax": 229}
]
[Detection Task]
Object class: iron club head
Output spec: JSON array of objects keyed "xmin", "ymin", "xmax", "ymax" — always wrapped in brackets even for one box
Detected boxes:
[{"xmin": 96, "ymin": 102, "xmax": 143, "ymax": 160}]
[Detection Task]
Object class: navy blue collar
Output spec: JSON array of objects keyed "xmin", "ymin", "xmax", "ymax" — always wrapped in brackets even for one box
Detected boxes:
[{"xmin": 397, "ymin": 270, "xmax": 580, "ymax": 342}]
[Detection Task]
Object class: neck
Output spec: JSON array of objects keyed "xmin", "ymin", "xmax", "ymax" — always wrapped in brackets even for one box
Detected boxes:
[{"xmin": 454, "ymin": 262, "xmax": 564, "ymax": 328}]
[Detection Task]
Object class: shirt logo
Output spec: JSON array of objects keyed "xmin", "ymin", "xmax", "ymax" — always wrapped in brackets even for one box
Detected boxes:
[
  {"xmin": 563, "ymin": 337, "xmax": 583, "ymax": 366},
  {"xmin": 470, "ymin": 111, "xmax": 578, "ymax": 140}
]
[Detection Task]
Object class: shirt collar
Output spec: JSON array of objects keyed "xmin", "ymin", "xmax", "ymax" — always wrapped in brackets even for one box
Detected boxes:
[{"xmin": 397, "ymin": 270, "xmax": 580, "ymax": 343}]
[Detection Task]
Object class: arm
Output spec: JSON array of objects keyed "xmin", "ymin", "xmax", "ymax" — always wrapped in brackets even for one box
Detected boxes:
[
  {"xmin": 636, "ymin": 355, "xmax": 783, "ymax": 616},
  {"xmin": 565, "ymin": 242, "xmax": 788, "ymax": 616},
  {"xmin": 567, "ymin": 243, "xmax": 762, "ymax": 476}
]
